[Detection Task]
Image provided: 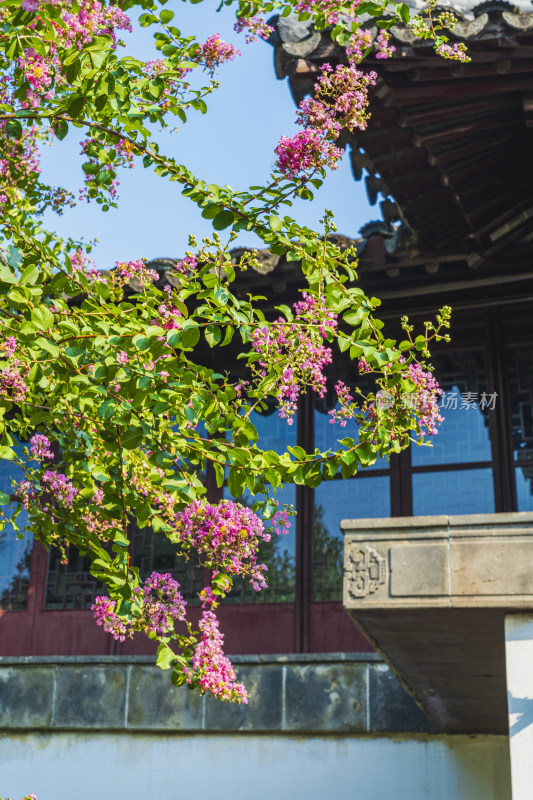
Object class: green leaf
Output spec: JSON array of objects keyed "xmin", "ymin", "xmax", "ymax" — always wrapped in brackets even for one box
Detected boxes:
[
  {"xmin": 160, "ymin": 8, "xmax": 174, "ymax": 23},
  {"xmin": 268, "ymin": 214, "xmax": 283, "ymax": 232},
  {"xmin": 212, "ymin": 210, "xmax": 235, "ymax": 230},
  {"xmin": 98, "ymin": 400, "xmax": 118, "ymax": 421},
  {"xmin": 205, "ymin": 325, "xmax": 222, "ymax": 347},
  {"xmin": 0, "ymin": 265, "xmax": 17, "ymax": 285},
  {"xmin": 19, "ymin": 262, "xmax": 39, "ymax": 286},
  {"xmin": 7, "ymin": 246, "xmax": 23, "ymax": 270},
  {"xmin": 52, "ymin": 119, "xmax": 69, "ymax": 140},
  {"xmin": 121, "ymin": 426, "xmax": 143, "ymax": 450},
  {"xmin": 6, "ymin": 119, "xmax": 22, "ymax": 139},
  {"xmin": 31, "ymin": 306, "xmax": 54, "ymax": 331},
  {"xmin": 155, "ymin": 643, "xmax": 176, "ymax": 669},
  {"xmin": 398, "ymin": 2, "xmax": 410, "ymax": 23},
  {"xmin": 182, "ymin": 322, "xmax": 200, "ymax": 349},
  {"xmin": 67, "ymin": 95, "xmax": 85, "ymax": 118},
  {"xmin": 36, "ymin": 337, "xmax": 60, "ymax": 358},
  {"xmin": 201, "ymin": 203, "xmax": 222, "ymax": 220},
  {"xmin": 0, "ymin": 490, "xmax": 11, "ymax": 505},
  {"xmin": 171, "ymin": 666, "xmax": 187, "ymax": 686}
]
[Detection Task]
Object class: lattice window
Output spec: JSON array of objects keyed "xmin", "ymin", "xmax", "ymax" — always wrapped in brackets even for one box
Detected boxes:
[
  {"xmin": 45, "ymin": 546, "xmax": 106, "ymax": 610},
  {"xmin": 133, "ymin": 525, "xmax": 204, "ymax": 602}
]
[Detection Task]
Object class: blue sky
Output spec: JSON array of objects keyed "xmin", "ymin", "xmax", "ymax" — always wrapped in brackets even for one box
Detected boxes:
[{"xmin": 39, "ymin": 1, "xmax": 375, "ymax": 269}]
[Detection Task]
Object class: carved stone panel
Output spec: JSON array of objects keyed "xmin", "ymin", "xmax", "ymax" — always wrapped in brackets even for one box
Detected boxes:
[{"xmin": 346, "ymin": 544, "xmax": 387, "ymax": 600}]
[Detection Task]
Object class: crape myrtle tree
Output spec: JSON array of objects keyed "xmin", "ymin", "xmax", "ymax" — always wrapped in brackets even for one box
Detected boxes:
[{"xmin": 0, "ymin": 0, "xmax": 462, "ymax": 703}]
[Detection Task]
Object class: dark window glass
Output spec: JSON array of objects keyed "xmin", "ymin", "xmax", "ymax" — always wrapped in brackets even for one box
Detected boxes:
[
  {"xmin": 314, "ymin": 405, "xmax": 389, "ymax": 470},
  {"xmin": 314, "ymin": 475, "xmax": 390, "ymax": 601},
  {"xmin": 516, "ymin": 464, "xmax": 533, "ymax": 511},
  {"xmin": 222, "ymin": 481, "xmax": 296, "ymax": 603},
  {"xmin": 412, "ymin": 468, "xmax": 495, "ymax": 516},
  {"xmin": 0, "ymin": 454, "xmax": 32, "ymax": 610},
  {"xmin": 412, "ymin": 350, "xmax": 493, "ymax": 467},
  {"xmin": 222, "ymin": 407, "xmax": 297, "ymax": 603}
]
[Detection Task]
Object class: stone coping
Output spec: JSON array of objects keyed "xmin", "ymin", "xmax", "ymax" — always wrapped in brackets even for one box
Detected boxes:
[
  {"xmin": 343, "ymin": 511, "xmax": 533, "ymax": 608},
  {"xmin": 0, "ymin": 652, "xmax": 381, "ymax": 666},
  {"xmin": 0, "ymin": 654, "xmax": 431, "ymax": 735},
  {"xmin": 341, "ymin": 511, "xmax": 533, "ymax": 533}
]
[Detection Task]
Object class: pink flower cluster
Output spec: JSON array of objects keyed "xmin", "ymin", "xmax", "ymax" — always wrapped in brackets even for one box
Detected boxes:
[
  {"xmin": 275, "ymin": 129, "xmax": 343, "ymax": 178},
  {"xmin": 70, "ymin": 248, "xmax": 96, "ymax": 273},
  {"xmin": 0, "ymin": 363, "xmax": 28, "ymax": 402},
  {"xmin": 251, "ymin": 292, "xmax": 337, "ymax": 423},
  {"xmin": 17, "ymin": 0, "xmax": 131, "ymax": 106},
  {"xmin": 17, "ymin": 49, "xmax": 62, "ymax": 108},
  {"xmin": 114, "ymin": 259, "xmax": 158, "ymax": 288},
  {"xmin": 132, "ymin": 572, "xmax": 187, "ymax": 636},
  {"xmin": 92, "ymin": 572, "xmax": 186, "ymax": 641},
  {"xmin": 274, "ymin": 1, "xmax": 400, "ymax": 177},
  {"xmin": 436, "ymin": 42, "xmax": 469, "ymax": 62},
  {"xmin": 41, "ymin": 470, "xmax": 78, "ymax": 507},
  {"xmin": 198, "ymin": 35, "xmax": 240, "ymax": 71},
  {"xmin": 155, "ymin": 288, "xmax": 183, "ymax": 332},
  {"xmin": 375, "ymin": 30, "xmax": 396, "ymax": 60},
  {"xmin": 295, "ymin": 0, "xmax": 361, "ymax": 25},
  {"xmin": 346, "ymin": 28, "xmax": 374, "ymax": 62},
  {"xmin": 13, "ymin": 479, "xmax": 35, "ymax": 510},
  {"xmin": 29, "ymin": 434, "xmax": 54, "ymax": 460},
  {"xmin": 0, "ymin": 337, "xmax": 16, "ymax": 358},
  {"xmin": 233, "ymin": 15, "xmax": 274, "ymax": 43},
  {"xmin": 0, "ymin": 78, "xmax": 42, "ymax": 203},
  {"xmin": 301, "ymin": 62, "xmax": 377, "ymax": 136},
  {"xmin": 269, "ymin": 508, "xmax": 291, "ymax": 537},
  {"xmin": 275, "ymin": 59, "xmax": 376, "ymax": 176},
  {"xmin": 328, "ymin": 380, "xmax": 356, "ymax": 427},
  {"xmin": 185, "ymin": 610, "xmax": 248, "ymax": 703},
  {"xmin": 174, "ymin": 499, "xmax": 270, "ymax": 590},
  {"xmin": 406, "ymin": 362, "xmax": 444, "ymax": 435},
  {"xmin": 92, "ymin": 596, "xmax": 130, "ymax": 642},
  {"xmin": 175, "ymin": 255, "xmax": 197, "ymax": 275}
]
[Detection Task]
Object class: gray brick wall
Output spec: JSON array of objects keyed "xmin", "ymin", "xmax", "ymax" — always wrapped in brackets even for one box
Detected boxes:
[{"xmin": 0, "ymin": 654, "xmax": 433, "ymax": 734}]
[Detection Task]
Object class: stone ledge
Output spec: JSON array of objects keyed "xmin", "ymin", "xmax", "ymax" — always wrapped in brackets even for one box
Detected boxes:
[
  {"xmin": 342, "ymin": 512, "xmax": 533, "ymax": 733},
  {"xmin": 0, "ymin": 655, "xmax": 432, "ymax": 734},
  {"xmin": 0, "ymin": 652, "xmax": 381, "ymax": 666},
  {"xmin": 343, "ymin": 511, "xmax": 533, "ymax": 609}
]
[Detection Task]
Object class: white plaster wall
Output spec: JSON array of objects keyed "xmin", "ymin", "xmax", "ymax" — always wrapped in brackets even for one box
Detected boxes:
[{"xmin": 0, "ymin": 732, "xmax": 511, "ymax": 800}]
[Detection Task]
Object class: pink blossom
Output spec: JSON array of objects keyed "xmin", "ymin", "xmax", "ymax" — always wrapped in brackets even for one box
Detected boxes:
[
  {"xmin": 295, "ymin": 0, "xmax": 361, "ymax": 24},
  {"xmin": 185, "ymin": 610, "xmax": 248, "ymax": 703},
  {"xmin": 92, "ymin": 596, "xmax": 130, "ymax": 642},
  {"xmin": 29, "ymin": 434, "xmax": 54, "ymax": 460},
  {"xmin": 436, "ymin": 42, "xmax": 469, "ymax": 62},
  {"xmin": 174, "ymin": 499, "xmax": 270, "ymax": 590},
  {"xmin": 198, "ymin": 35, "xmax": 240, "ymax": 70},
  {"xmin": 233, "ymin": 16, "xmax": 274, "ymax": 43},
  {"xmin": 41, "ymin": 470, "xmax": 78, "ymax": 507},
  {"xmin": 12, "ymin": 479, "xmax": 35, "ymax": 510},
  {"xmin": 375, "ymin": 30, "xmax": 396, "ymax": 60},
  {"xmin": 251, "ymin": 292, "xmax": 337, "ymax": 422},
  {"xmin": 0, "ymin": 363, "xmax": 28, "ymax": 402},
  {"xmin": 115, "ymin": 259, "xmax": 158, "ymax": 287},
  {"xmin": 275, "ymin": 129, "xmax": 343, "ymax": 177},
  {"xmin": 132, "ymin": 571, "xmax": 186, "ymax": 636}
]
